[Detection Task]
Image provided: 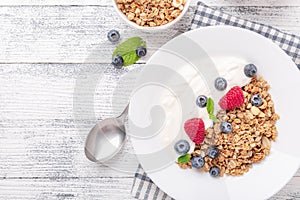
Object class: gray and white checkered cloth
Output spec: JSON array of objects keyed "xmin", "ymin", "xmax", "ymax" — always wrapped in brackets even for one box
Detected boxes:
[{"xmin": 131, "ymin": 2, "xmax": 300, "ymax": 200}]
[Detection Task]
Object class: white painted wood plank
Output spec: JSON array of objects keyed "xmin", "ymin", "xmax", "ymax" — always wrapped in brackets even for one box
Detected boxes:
[
  {"xmin": 0, "ymin": 6, "xmax": 191, "ymax": 63},
  {"xmin": 0, "ymin": 63, "xmax": 141, "ymax": 177},
  {"xmin": 0, "ymin": 177, "xmax": 135, "ymax": 200},
  {"xmin": 0, "ymin": 5, "xmax": 299, "ymax": 63},
  {"xmin": 0, "ymin": 176, "xmax": 299, "ymax": 199},
  {"xmin": 0, "ymin": 0, "xmax": 300, "ymax": 6},
  {"xmin": 0, "ymin": 63, "xmax": 140, "ymax": 119}
]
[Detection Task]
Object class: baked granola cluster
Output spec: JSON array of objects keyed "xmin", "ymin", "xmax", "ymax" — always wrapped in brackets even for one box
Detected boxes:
[
  {"xmin": 116, "ymin": 0, "xmax": 185, "ymax": 27},
  {"xmin": 178, "ymin": 76, "xmax": 280, "ymax": 176}
]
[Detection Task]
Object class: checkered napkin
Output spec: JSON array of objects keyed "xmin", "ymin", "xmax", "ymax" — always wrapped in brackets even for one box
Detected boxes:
[{"xmin": 131, "ymin": 2, "xmax": 300, "ymax": 200}]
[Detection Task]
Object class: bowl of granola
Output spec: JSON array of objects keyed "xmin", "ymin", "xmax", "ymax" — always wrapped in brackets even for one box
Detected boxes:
[
  {"xmin": 112, "ymin": 0, "xmax": 191, "ymax": 31},
  {"xmin": 128, "ymin": 26, "xmax": 300, "ymax": 199}
]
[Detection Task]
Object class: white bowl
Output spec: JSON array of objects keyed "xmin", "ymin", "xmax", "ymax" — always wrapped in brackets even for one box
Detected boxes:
[{"xmin": 112, "ymin": 0, "xmax": 191, "ymax": 31}]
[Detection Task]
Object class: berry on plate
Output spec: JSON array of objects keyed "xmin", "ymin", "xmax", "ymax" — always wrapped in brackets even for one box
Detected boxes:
[
  {"xmin": 244, "ymin": 64, "xmax": 257, "ymax": 77},
  {"xmin": 218, "ymin": 86, "xmax": 244, "ymax": 110},
  {"xmin": 184, "ymin": 118, "xmax": 205, "ymax": 144},
  {"xmin": 191, "ymin": 155, "xmax": 205, "ymax": 169},
  {"xmin": 215, "ymin": 77, "xmax": 227, "ymax": 91},
  {"xmin": 174, "ymin": 140, "xmax": 190, "ymax": 155},
  {"xmin": 196, "ymin": 95, "xmax": 208, "ymax": 108},
  {"xmin": 220, "ymin": 121, "xmax": 232, "ymax": 134},
  {"xmin": 251, "ymin": 94, "xmax": 263, "ymax": 107},
  {"xmin": 209, "ymin": 166, "xmax": 221, "ymax": 177},
  {"xmin": 207, "ymin": 146, "xmax": 219, "ymax": 159}
]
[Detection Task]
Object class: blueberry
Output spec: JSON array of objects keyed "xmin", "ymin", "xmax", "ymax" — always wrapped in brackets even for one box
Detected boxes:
[
  {"xmin": 214, "ymin": 77, "xmax": 227, "ymax": 91},
  {"xmin": 251, "ymin": 94, "xmax": 263, "ymax": 106},
  {"xmin": 220, "ymin": 121, "xmax": 232, "ymax": 134},
  {"xmin": 207, "ymin": 146, "xmax": 219, "ymax": 159},
  {"xmin": 112, "ymin": 55, "xmax": 123, "ymax": 69},
  {"xmin": 209, "ymin": 166, "xmax": 220, "ymax": 177},
  {"xmin": 196, "ymin": 95, "xmax": 207, "ymax": 108},
  {"xmin": 191, "ymin": 155, "xmax": 205, "ymax": 169},
  {"xmin": 174, "ymin": 140, "xmax": 190, "ymax": 155},
  {"xmin": 244, "ymin": 64, "xmax": 257, "ymax": 77},
  {"xmin": 136, "ymin": 46, "xmax": 147, "ymax": 57},
  {"xmin": 107, "ymin": 30, "xmax": 120, "ymax": 42}
]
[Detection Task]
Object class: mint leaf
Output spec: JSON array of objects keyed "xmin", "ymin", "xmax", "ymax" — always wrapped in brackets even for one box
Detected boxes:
[
  {"xmin": 209, "ymin": 114, "xmax": 218, "ymax": 122},
  {"xmin": 206, "ymin": 97, "xmax": 214, "ymax": 115},
  {"xmin": 207, "ymin": 98, "xmax": 218, "ymax": 122},
  {"xmin": 122, "ymin": 53, "xmax": 139, "ymax": 67},
  {"xmin": 112, "ymin": 37, "xmax": 146, "ymax": 66},
  {"xmin": 177, "ymin": 154, "xmax": 191, "ymax": 164}
]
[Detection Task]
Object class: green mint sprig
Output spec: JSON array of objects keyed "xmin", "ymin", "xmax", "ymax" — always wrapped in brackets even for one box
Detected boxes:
[
  {"xmin": 206, "ymin": 97, "xmax": 218, "ymax": 122},
  {"xmin": 112, "ymin": 37, "xmax": 146, "ymax": 66},
  {"xmin": 177, "ymin": 154, "xmax": 191, "ymax": 164}
]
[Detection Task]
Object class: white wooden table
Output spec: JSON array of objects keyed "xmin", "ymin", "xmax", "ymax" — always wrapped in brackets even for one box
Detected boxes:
[{"xmin": 0, "ymin": 0, "xmax": 299, "ymax": 199}]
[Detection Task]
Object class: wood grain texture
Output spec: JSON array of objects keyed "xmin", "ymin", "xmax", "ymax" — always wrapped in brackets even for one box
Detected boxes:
[
  {"xmin": 0, "ymin": 0, "xmax": 299, "ymax": 199},
  {"xmin": 0, "ymin": 5, "xmax": 299, "ymax": 63},
  {"xmin": 0, "ymin": 178, "xmax": 135, "ymax": 200},
  {"xmin": 0, "ymin": 0, "xmax": 300, "ymax": 6}
]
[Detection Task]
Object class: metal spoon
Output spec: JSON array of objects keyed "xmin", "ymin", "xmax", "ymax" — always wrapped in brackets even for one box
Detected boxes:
[{"xmin": 84, "ymin": 105, "xmax": 129, "ymax": 163}]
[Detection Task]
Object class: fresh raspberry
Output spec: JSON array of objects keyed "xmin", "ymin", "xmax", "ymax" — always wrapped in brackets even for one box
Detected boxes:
[
  {"xmin": 218, "ymin": 86, "xmax": 244, "ymax": 110},
  {"xmin": 184, "ymin": 118, "xmax": 205, "ymax": 144}
]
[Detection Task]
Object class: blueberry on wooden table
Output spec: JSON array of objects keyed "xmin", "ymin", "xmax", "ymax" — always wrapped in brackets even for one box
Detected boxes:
[
  {"xmin": 107, "ymin": 30, "xmax": 120, "ymax": 43},
  {"xmin": 112, "ymin": 55, "xmax": 123, "ymax": 69},
  {"xmin": 136, "ymin": 46, "xmax": 147, "ymax": 57}
]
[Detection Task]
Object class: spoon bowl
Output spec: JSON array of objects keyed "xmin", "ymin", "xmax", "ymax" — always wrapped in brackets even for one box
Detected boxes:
[{"xmin": 84, "ymin": 105, "xmax": 128, "ymax": 163}]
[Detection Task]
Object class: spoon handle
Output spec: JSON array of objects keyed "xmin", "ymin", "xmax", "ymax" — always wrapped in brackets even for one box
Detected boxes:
[
  {"xmin": 118, "ymin": 104, "xmax": 129, "ymax": 121},
  {"xmin": 117, "ymin": 104, "xmax": 129, "ymax": 132}
]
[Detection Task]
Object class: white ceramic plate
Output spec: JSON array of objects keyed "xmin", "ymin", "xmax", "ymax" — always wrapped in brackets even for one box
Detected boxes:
[{"xmin": 128, "ymin": 26, "xmax": 300, "ymax": 200}]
